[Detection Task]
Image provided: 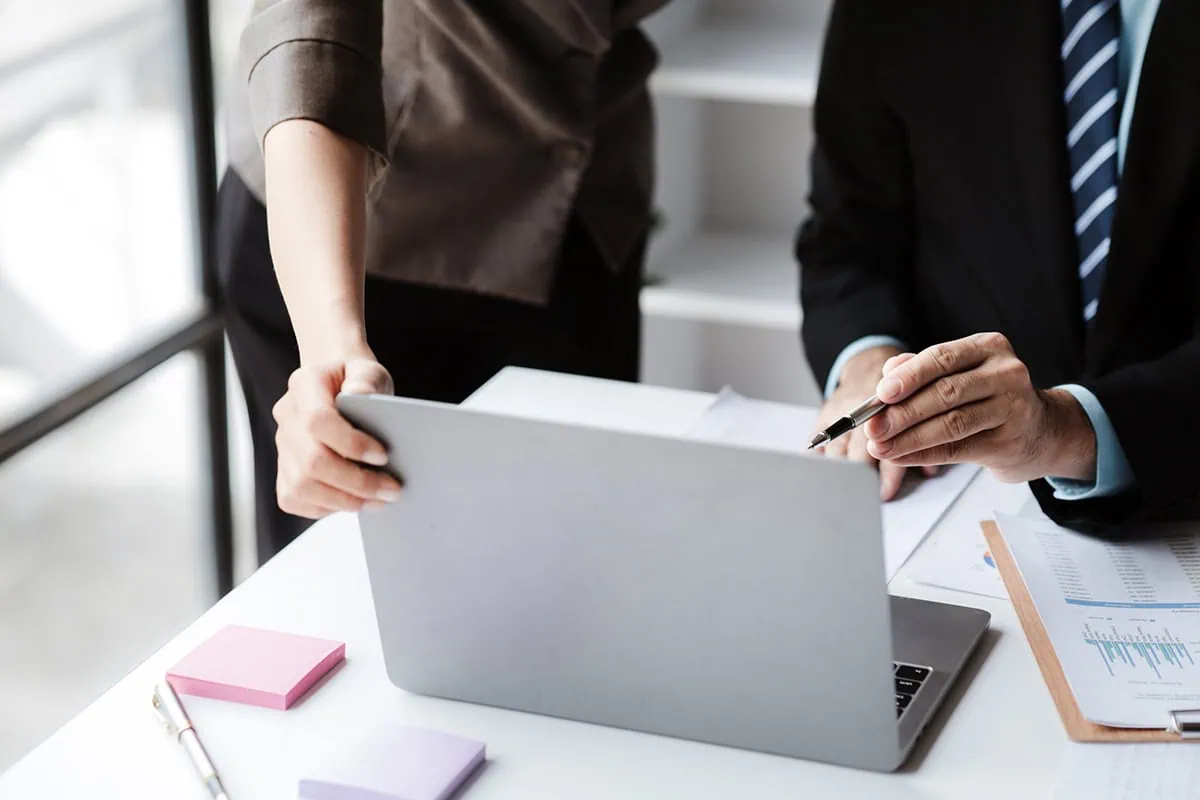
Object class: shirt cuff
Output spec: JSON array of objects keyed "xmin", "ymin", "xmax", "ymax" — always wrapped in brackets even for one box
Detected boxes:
[
  {"xmin": 240, "ymin": 1, "xmax": 389, "ymax": 188},
  {"xmin": 824, "ymin": 335, "xmax": 907, "ymax": 399},
  {"xmin": 1046, "ymin": 384, "xmax": 1136, "ymax": 501}
]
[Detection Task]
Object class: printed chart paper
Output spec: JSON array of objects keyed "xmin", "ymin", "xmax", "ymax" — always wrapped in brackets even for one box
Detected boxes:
[
  {"xmin": 998, "ymin": 513, "xmax": 1200, "ymax": 728},
  {"xmin": 909, "ymin": 524, "xmax": 1009, "ymax": 600}
]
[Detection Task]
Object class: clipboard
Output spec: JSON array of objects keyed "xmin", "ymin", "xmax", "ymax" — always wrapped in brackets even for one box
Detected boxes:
[{"xmin": 981, "ymin": 520, "xmax": 1200, "ymax": 742}]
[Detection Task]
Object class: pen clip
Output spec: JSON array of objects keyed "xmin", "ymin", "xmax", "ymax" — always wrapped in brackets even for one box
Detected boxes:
[{"xmin": 152, "ymin": 688, "xmax": 180, "ymax": 737}]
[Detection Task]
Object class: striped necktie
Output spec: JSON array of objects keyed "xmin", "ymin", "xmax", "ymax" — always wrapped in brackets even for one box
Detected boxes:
[{"xmin": 1060, "ymin": 0, "xmax": 1121, "ymax": 323}]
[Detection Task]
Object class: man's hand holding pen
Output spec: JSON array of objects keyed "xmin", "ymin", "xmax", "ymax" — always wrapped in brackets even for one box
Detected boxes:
[
  {"xmin": 812, "ymin": 344, "xmax": 938, "ymax": 501},
  {"xmin": 864, "ymin": 332, "xmax": 1098, "ymax": 483},
  {"xmin": 814, "ymin": 332, "xmax": 1100, "ymax": 494}
]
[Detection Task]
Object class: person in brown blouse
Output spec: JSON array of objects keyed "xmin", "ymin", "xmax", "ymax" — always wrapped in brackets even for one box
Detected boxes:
[{"xmin": 216, "ymin": 1, "xmax": 669, "ymax": 562}]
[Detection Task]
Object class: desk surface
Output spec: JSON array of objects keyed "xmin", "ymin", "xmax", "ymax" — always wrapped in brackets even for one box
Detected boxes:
[{"xmin": 0, "ymin": 368, "xmax": 1095, "ymax": 799}]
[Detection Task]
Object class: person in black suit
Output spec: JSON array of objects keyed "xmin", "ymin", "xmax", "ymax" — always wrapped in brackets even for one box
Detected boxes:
[{"xmin": 798, "ymin": 0, "xmax": 1198, "ymax": 529}]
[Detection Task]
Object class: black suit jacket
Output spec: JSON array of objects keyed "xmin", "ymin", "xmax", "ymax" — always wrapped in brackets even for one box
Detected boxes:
[{"xmin": 797, "ymin": 0, "xmax": 1200, "ymax": 529}]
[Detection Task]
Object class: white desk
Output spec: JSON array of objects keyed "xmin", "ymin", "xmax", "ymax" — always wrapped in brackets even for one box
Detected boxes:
[{"xmin": 0, "ymin": 368, "xmax": 1093, "ymax": 799}]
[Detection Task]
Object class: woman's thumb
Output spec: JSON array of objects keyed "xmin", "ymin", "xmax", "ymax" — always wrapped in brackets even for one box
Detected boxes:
[{"xmin": 340, "ymin": 360, "xmax": 393, "ymax": 396}]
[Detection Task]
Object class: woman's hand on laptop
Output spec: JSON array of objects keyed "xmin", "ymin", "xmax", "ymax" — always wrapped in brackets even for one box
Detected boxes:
[
  {"xmin": 813, "ymin": 345, "xmax": 939, "ymax": 501},
  {"xmin": 272, "ymin": 357, "xmax": 404, "ymax": 519}
]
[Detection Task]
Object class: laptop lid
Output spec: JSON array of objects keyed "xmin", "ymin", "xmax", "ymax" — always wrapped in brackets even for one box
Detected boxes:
[{"xmin": 338, "ymin": 394, "xmax": 901, "ymax": 770}]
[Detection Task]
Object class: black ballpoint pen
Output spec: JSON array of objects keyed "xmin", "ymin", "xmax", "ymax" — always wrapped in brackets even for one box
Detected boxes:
[{"xmin": 808, "ymin": 395, "xmax": 888, "ymax": 450}]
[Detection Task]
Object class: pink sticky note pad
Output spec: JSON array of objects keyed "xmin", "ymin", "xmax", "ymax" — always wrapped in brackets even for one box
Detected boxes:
[{"xmin": 166, "ymin": 625, "xmax": 345, "ymax": 710}]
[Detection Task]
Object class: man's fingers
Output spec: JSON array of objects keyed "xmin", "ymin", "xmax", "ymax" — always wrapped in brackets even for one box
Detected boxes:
[
  {"xmin": 866, "ymin": 368, "xmax": 995, "ymax": 442},
  {"xmin": 876, "ymin": 332, "xmax": 1007, "ymax": 404},
  {"xmin": 822, "ymin": 432, "xmax": 850, "ymax": 460},
  {"xmin": 307, "ymin": 407, "xmax": 389, "ymax": 466},
  {"xmin": 846, "ymin": 429, "xmax": 874, "ymax": 465},
  {"xmin": 885, "ymin": 430, "xmax": 998, "ymax": 468},
  {"xmin": 882, "ymin": 352, "xmax": 916, "ymax": 375},
  {"xmin": 869, "ymin": 397, "xmax": 1007, "ymax": 461},
  {"xmin": 879, "ymin": 461, "xmax": 907, "ymax": 502},
  {"xmin": 921, "ymin": 465, "xmax": 942, "ymax": 478}
]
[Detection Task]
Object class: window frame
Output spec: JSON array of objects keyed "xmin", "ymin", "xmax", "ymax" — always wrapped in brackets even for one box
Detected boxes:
[{"xmin": 0, "ymin": 0, "xmax": 234, "ymax": 597}]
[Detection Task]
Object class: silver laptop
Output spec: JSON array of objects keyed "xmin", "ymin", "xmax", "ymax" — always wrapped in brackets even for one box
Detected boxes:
[{"xmin": 338, "ymin": 394, "xmax": 990, "ymax": 772}]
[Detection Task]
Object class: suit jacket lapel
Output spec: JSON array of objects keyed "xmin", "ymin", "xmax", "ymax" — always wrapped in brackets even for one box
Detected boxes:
[
  {"xmin": 1002, "ymin": 2, "xmax": 1087, "ymax": 374},
  {"xmin": 1089, "ymin": 0, "xmax": 1200, "ymax": 372}
]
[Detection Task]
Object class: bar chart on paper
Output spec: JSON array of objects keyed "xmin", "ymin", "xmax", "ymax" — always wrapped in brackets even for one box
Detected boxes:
[
  {"xmin": 1082, "ymin": 622, "xmax": 1198, "ymax": 678},
  {"xmin": 997, "ymin": 513, "xmax": 1200, "ymax": 728}
]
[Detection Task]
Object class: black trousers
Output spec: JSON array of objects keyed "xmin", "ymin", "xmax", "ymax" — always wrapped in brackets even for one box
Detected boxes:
[{"xmin": 215, "ymin": 171, "xmax": 643, "ymax": 564}]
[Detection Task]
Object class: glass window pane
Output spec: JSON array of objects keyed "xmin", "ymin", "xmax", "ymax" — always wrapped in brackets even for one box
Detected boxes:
[
  {"xmin": 0, "ymin": 0, "xmax": 202, "ymax": 417},
  {"xmin": 212, "ymin": 0, "xmax": 253, "ymax": 171},
  {"xmin": 0, "ymin": 352, "xmax": 209, "ymax": 770}
]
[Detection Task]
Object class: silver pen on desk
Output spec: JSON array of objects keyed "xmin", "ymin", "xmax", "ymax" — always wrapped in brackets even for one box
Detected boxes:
[
  {"xmin": 152, "ymin": 681, "xmax": 230, "ymax": 800},
  {"xmin": 808, "ymin": 394, "xmax": 888, "ymax": 450}
]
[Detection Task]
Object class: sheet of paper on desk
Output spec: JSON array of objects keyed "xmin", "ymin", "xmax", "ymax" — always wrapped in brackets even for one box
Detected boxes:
[
  {"xmin": 907, "ymin": 523, "xmax": 1009, "ymax": 600},
  {"xmin": 1054, "ymin": 742, "xmax": 1200, "ymax": 800},
  {"xmin": 997, "ymin": 512, "xmax": 1200, "ymax": 728},
  {"xmin": 686, "ymin": 388, "xmax": 979, "ymax": 580}
]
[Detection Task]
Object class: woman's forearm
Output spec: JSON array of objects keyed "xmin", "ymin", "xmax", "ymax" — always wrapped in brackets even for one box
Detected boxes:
[{"xmin": 263, "ymin": 119, "xmax": 373, "ymax": 365}]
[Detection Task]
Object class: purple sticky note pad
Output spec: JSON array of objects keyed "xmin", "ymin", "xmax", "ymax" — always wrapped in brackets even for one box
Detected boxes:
[
  {"xmin": 166, "ymin": 625, "xmax": 345, "ymax": 710},
  {"xmin": 299, "ymin": 725, "xmax": 486, "ymax": 800}
]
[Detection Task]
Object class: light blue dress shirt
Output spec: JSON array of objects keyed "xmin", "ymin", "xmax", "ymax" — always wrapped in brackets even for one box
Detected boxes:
[{"xmin": 822, "ymin": 0, "xmax": 1159, "ymax": 500}]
